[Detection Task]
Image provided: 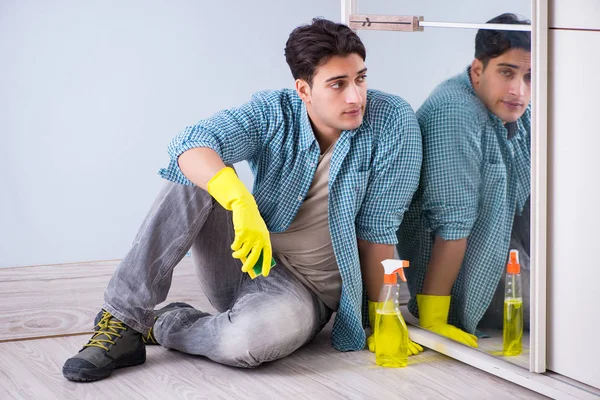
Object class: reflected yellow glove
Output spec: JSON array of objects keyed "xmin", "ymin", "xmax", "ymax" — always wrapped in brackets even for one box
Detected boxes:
[
  {"xmin": 367, "ymin": 300, "xmax": 423, "ymax": 356},
  {"xmin": 207, "ymin": 167, "xmax": 273, "ymax": 278},
  {"xmin": 416, "ymin": 294, "xmax": 478, "ymax": 348}
]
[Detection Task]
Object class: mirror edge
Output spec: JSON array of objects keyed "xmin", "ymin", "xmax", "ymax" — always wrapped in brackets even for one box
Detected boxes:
[{"xmin": 530, "ymin": 0, "xmax": 549, "ymax": 374}]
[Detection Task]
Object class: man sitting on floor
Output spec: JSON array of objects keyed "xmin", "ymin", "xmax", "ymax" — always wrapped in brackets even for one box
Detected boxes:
[{"xmin": 63, "ymin": 18, "xmax": 423, "ymax": 382}]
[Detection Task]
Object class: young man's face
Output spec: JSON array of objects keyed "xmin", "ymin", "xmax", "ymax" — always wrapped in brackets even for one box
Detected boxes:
[
  {"xmin": 297, "ymin": 53, "xmax": 367, "ymax": 135},
  {"xmin": 471, "ymin": 48, "xmax": 532, "ymax": 123}
]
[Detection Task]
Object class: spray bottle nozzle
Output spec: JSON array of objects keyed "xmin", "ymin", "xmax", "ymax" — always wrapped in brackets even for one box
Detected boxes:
[
  {"xmin": 507, "ymin": 249, "xmax": 520, "ymax": 274},
  {"xmin": 381, "ymin": 259, "xmax": 410, "ymax": 284}
]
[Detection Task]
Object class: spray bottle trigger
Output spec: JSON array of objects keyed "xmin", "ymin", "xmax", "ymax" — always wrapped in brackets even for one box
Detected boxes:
[
  {"xmin": 394, "ymin": 260, "xmax": 409, "ymax": 282},
  {"xmin": 381, "ymin": 259, "xmax": 410, "ymax": 284},
  {"xmin": 507, "ymin": 249, "xmax": 520, "ymax": 274},
  {"xmin": 395, "ymin": 267, "xmax": 407, "ymax": 282}
]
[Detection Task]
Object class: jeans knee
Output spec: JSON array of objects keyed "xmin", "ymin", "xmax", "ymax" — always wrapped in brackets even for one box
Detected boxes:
[{"xmin": 216, "ymin": 305, "xmax": 314, "ymax": 368}]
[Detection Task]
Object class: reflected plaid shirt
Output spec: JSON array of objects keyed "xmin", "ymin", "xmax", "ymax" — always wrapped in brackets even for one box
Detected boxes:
[
  {"xmin": 159, "ymin": 88, "xmax": 422, "ymax": 351},
  {"xmin": 397, "ymin": 68, "xmax": 531, "ymax": 334}
]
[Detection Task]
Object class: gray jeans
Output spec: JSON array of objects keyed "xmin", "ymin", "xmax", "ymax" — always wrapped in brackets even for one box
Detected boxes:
[{"xmin": 102, "ymin": 181, "xmax": 332, "ymax": 368}]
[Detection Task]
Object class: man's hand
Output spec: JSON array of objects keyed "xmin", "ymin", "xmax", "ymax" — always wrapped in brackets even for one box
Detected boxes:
[
  {"xmin": 367, "ymin": 300, "xmax": 424, "ymax": 356},
  {"xmin": 207, "ymin": 167, "xmax": 273, "ymax": 277},
  {"xmin": 417, "ymin": 294, "xmax": 478, "ymax": 348},
  {"xmin": 417, "ymin": 237, "xmax": 477, "ymax": 347}
]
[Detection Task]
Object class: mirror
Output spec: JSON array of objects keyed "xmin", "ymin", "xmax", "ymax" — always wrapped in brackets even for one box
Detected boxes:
[{"xmin": 355, "ymin": 0, "xmax": 533, "ymax": 369}]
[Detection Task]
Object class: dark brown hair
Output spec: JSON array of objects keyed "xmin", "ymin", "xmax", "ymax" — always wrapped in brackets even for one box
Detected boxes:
[
  {"xmin": 285, "ymin": 18, "xmax": 366, "ymax": 86},
  {"xmin": 475, "ymin": 13, "xmax": 531, "ymax": 68}
]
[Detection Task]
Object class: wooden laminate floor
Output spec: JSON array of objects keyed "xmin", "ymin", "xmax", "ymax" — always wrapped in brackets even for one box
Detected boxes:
[{"xmin": 0, "ymin": 259, "xmax": 547, "ymax": 399}]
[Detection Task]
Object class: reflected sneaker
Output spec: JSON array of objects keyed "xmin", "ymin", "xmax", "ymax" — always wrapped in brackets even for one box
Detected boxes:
[
  {"xmin": 62, "ymin": 311, "xmax": 145, "ymax": 382},
  {"xmin": 143, "ymin": 302, "xmax": 195, "ymax": 345}
]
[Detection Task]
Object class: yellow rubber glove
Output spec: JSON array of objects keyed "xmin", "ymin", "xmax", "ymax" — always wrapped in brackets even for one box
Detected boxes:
[
  {"xmin": 367, "ymin": 300, "xmax": 423, "ymax": 356},
  {"xmin": 416, "ymin": 294, "xmax": 478, "ymax": 348},
  {"xmin": 207, "ymin": 167, "xmax": 273, "ymax": 278}
]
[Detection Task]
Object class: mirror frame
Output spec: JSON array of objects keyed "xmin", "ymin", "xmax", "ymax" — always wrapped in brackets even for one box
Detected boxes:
[
  {"xmin": 530, "ymin": 0, "xmax": 548, "ymax": 375},
  {"xmin": 341, "ymin": 0, "xmax": 548, "ymax": 375}
]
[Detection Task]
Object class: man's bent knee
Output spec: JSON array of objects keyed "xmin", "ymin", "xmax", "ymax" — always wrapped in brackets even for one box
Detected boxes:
[{"xmin": 216, "ymin": 303, "xmax": 315, "ymax": 368}]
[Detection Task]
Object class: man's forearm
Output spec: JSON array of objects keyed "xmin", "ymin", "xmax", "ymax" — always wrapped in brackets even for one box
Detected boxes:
[
  {"xmin": 358, "ymin": 240, "xmax": 394, "ymax": 302},
  {"xmin": 178, "ymin": 147, "xmax": 227, "ymax": 190},
  {"xmin": 421, "ymin": 236, "xmax": 467, "ymax": 295}
]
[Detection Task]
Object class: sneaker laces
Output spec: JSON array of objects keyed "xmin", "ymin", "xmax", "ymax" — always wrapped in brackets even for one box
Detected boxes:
[
  {"xmin": 84, "ymin": 311, "xmax": 128, "ymax": 351},
  {"xmin": 143, "ymin": 326, "xmax": 158, "ymax": 345}
]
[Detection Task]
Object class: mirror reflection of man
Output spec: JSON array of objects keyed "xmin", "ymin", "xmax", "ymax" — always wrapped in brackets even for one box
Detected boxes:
[{"xmin": 397, "ymin": 13, "xmax": 531, "ymax": 347}]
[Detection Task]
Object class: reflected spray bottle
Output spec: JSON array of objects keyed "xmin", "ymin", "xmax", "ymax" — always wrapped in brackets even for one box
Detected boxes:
[{"xmin": 503, "ymin": 249, "xmax": 523, "ymax": 356}]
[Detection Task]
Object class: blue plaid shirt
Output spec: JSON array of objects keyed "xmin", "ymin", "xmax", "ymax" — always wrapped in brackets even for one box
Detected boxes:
[
  {"xmin": 397, "ymin": 68, "xmax": 530, "ymax": 334},
  {"xmin": 159, "ymin": 88, "xmax": 422, "ymax": 351}
]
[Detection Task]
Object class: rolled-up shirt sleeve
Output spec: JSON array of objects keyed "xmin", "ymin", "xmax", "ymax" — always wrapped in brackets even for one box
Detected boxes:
[
  {"xmin": 158, "ymin": 93, "xmax": 268, "ymax": 185},
  {"xmin": 355, "ymin": 101, "xmax": 422, "ymax": 244},
  {"xmin": 420, "ymin": 101, "xmax": 483, "ymax": 240}
]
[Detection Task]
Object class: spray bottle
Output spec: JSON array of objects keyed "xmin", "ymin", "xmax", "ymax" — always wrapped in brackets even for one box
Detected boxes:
[
  {"xmin": 374, "ymin": 259, "xmax": 410, "ymax": 368},
  {"xmin": 503, "ymin": 249, "xmax": 523, "ymax": 356}
]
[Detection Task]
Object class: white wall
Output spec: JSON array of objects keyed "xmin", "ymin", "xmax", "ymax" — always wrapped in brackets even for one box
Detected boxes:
[
  {"xmin": 0, "ymin": 0, "xmax": 530, "ymax": 268},
  {"xmin": 547, "ymin": 2, "xmax": 600, "ymax": 388},
  {"xmin": 0, "ymin": 0, "xmax": 338, "ymax": 267}
]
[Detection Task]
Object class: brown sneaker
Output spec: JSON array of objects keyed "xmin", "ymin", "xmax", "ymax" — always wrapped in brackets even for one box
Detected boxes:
[{"xmin": 62, "ymin": 311, "xmax": 145, "ymax": 382}]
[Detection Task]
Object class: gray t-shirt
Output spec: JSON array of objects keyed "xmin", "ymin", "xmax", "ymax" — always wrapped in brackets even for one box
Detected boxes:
[{"xmin": 270, "ymin": 142, "xmax": 341, "ymax": 310}]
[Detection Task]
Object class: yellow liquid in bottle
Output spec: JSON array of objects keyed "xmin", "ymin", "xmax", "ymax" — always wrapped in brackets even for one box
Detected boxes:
[
  {"xmin": 375, "ymin": 311, "xmax": 408, "ymax": 367},
  {"xmin": 503, "ymin": 299, "xmax": 523, "ymax": 356}
]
